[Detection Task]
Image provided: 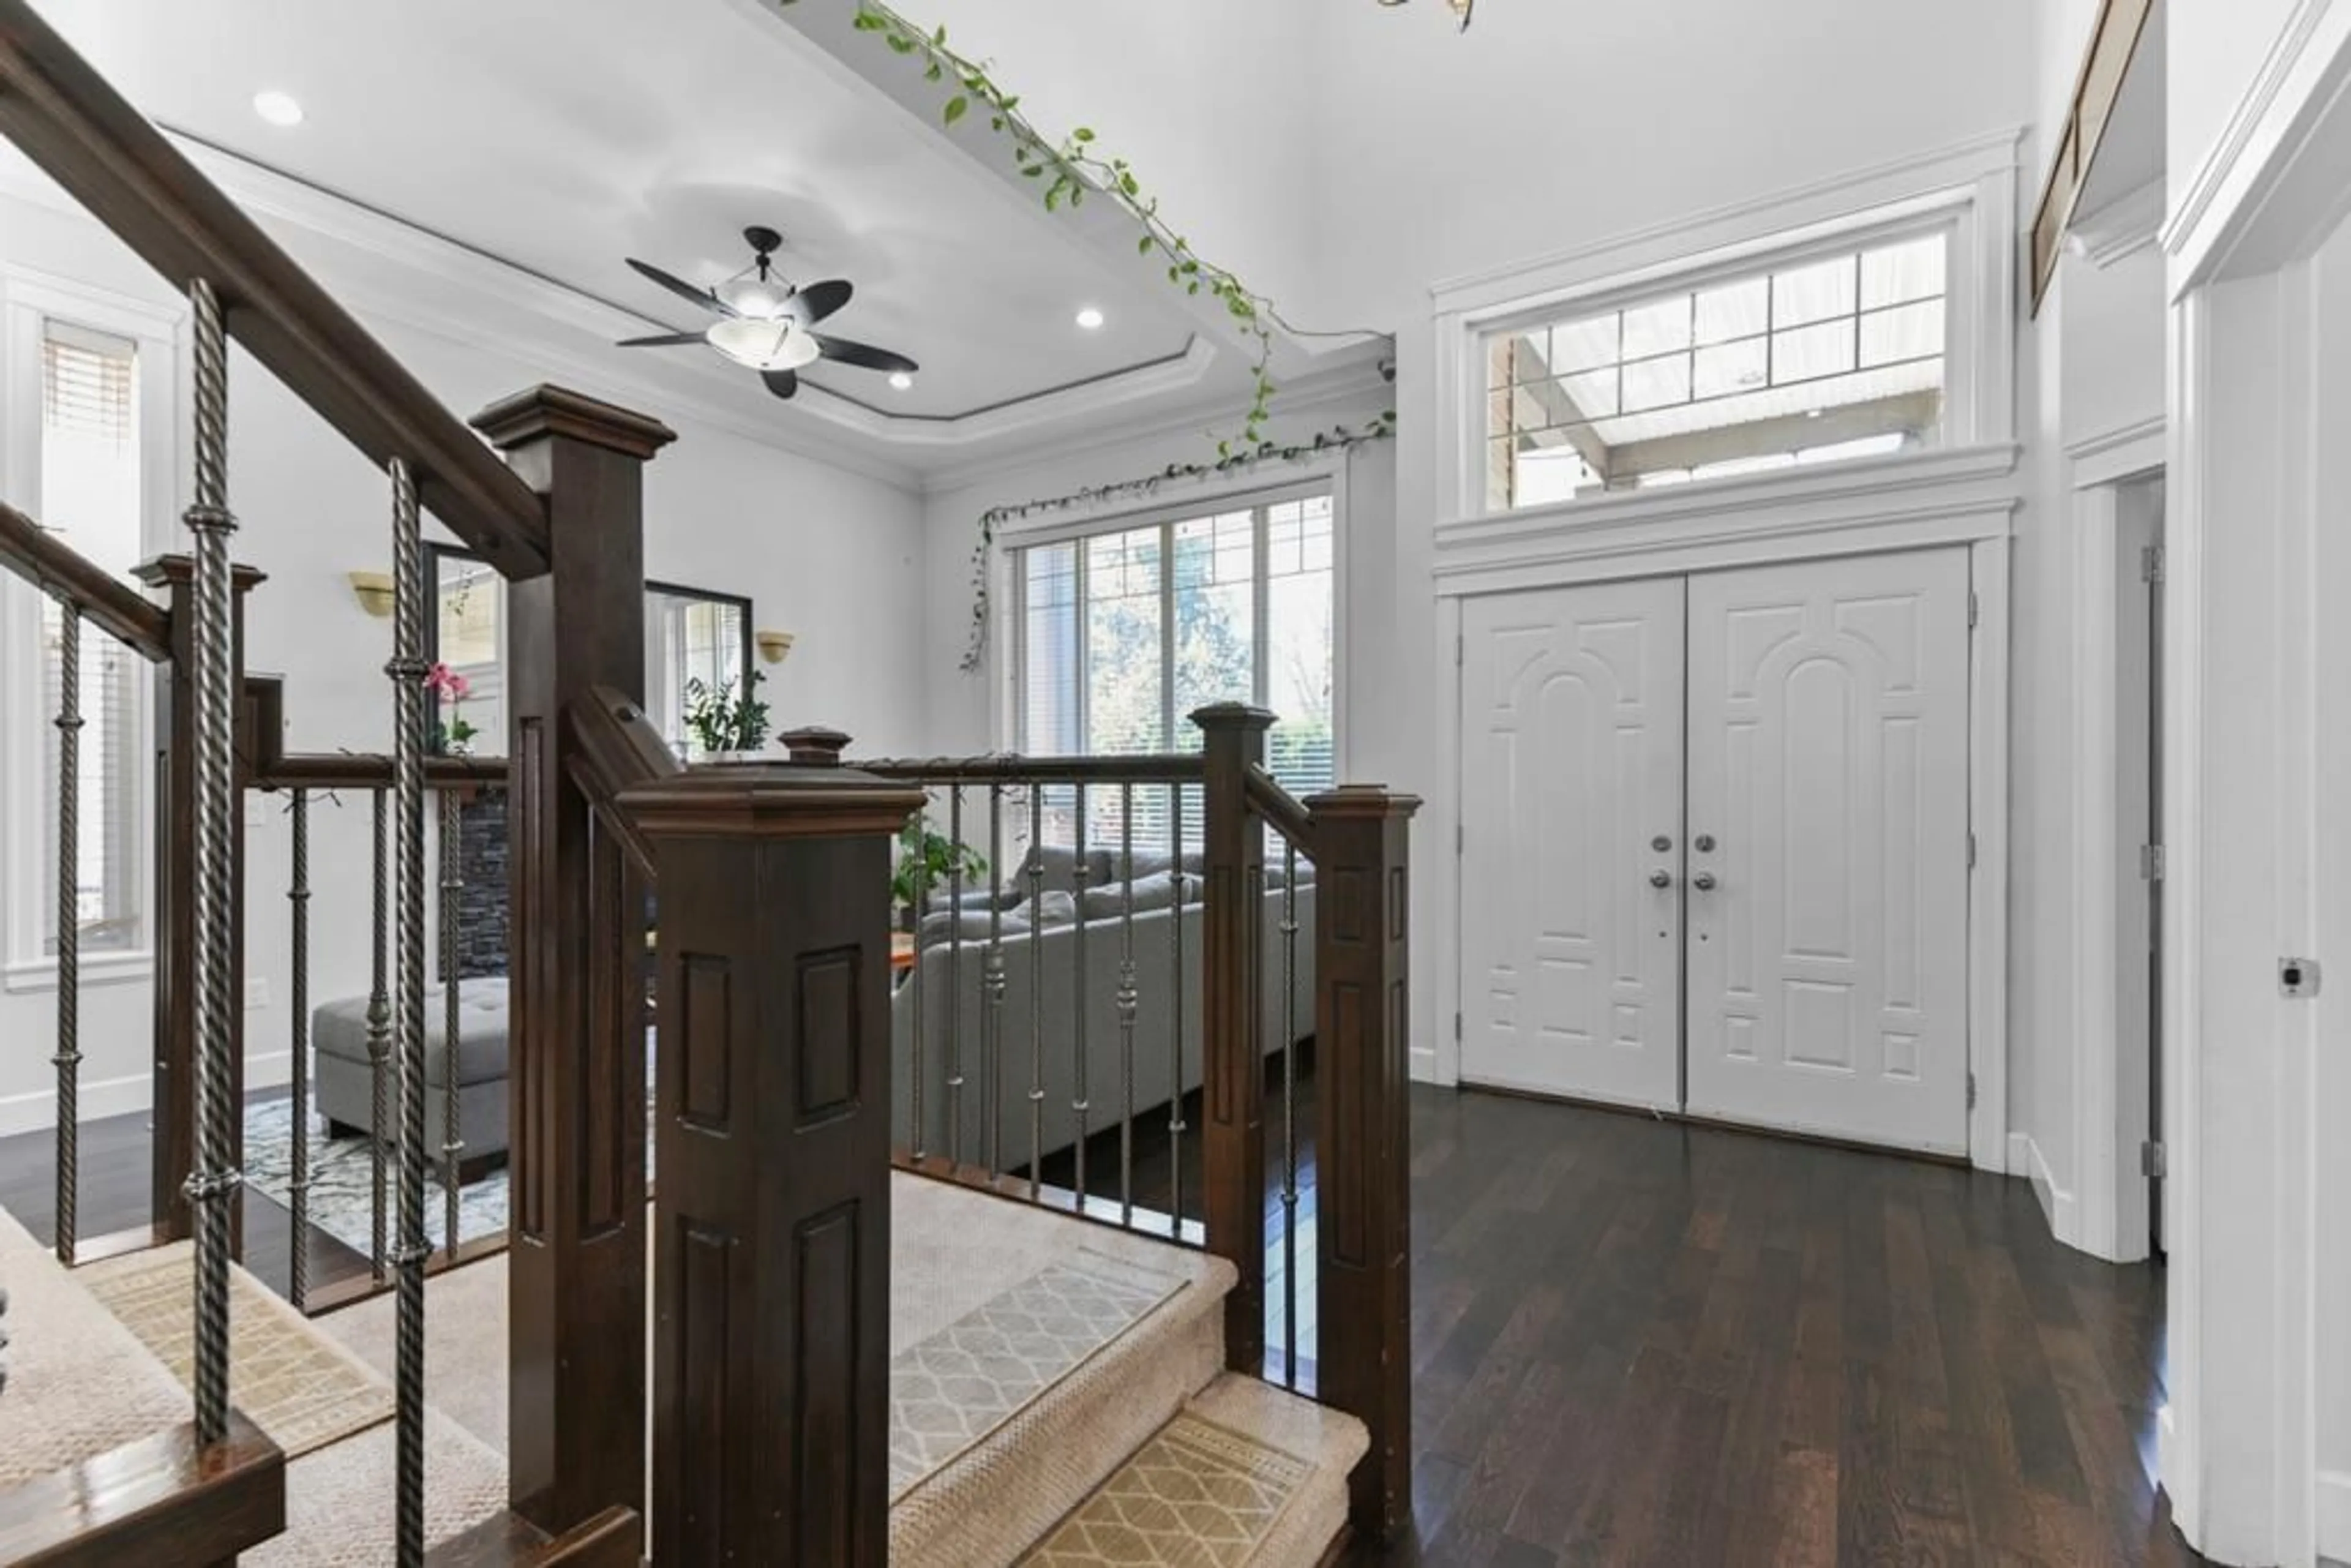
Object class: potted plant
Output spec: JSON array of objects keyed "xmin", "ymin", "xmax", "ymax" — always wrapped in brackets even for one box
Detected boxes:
[
  {"xmin": 682, "ymin": 669, "xmax": 772, "ymax": 760},
  {"xmin": 893, "ymin": 824, "xmax": 989, "ymax": 929},
  {"xmin": 424, "ymin": 662, "xmax": 479, "ymax": 756}
]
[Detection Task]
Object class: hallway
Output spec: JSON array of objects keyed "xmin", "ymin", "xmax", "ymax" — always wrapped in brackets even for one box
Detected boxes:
[{"xmin": 1389, "ymin": 1087, "xmax": 2195, "ymax": 1566}]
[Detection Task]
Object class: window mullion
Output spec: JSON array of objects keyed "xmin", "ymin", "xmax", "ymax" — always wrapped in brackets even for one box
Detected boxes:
[
  {"xmin": 1075, "ymin": 541, "xmax": 1092, "ymax": 755},
  {"xmin": 1160, "ymin": 520, "xmax": 1177, "ymax": 751},
  {"xmin": 1251, "ymin": 504, "xmax": 1270, "ymax": 712}
]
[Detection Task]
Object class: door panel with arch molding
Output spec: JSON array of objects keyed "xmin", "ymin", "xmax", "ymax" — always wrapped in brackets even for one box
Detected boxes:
[{"xmin": 1682, "ymin": 550, "xmax": 1971, "ymax": 1156}]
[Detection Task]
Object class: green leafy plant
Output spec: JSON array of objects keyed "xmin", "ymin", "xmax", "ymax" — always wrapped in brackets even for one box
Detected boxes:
[
  {"xmin": 893, "ymin": 824, "xmax": 989, "ymax": 911},
  {"xmin": 682, "ymin": 669, "xmax": 772, "ymax": 756}
]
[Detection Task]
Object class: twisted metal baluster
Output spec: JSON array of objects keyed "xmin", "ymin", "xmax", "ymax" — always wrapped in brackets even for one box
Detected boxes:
[
  {"xmin": 51, "ymin": 600, "xmax": 83, "ymax": 1267},
  {"xmin": 1027, "ymin": 782, "xmax": 1045, "ymax": 1201},
  {"xmin": 182, "ymin": 277, "xmax": 241, "ymax": 1446},
  {"xmin": 1168, "ymin": 782, "xmax": 1186, "ymax": 1239},
  {"xmin": 439, "ymin": 788, "xmax": 465, "ymax": 1256},
  {"xmin": 945, "ymin": 785, "xmax": 964, "ymax": 1167},
  {"xmin": 1070, "ymin": 786, "xmax": 1090, "ymax": 1207},
  {"xmin": 983, "ymin": 786, "xmax": 1005, "ymax": 1177},
  {"xmin": 388, "ymin": 458, "xmax": 430, "ymax": 1568},
  {"xmin": 288, "ymin": 790, "xmax": 312, "ymax": 1311},
  {"xmin": 1117, "ymin": 783, "xmax": 1137, "ymax": 1227},
  {"xmin": 367, "ymin": 789, "xmax": 391, "ymax": 1283},
  {"xmin": 1279, "ymin": 838, "xmax": 1301, "ymax": 1389},
  {"xmin": 909, "ymin": 795, "xmax": 927, "ymax": 1163}
]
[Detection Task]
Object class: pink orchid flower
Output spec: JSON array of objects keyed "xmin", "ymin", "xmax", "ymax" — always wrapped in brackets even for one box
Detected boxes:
[{"xmin": 423, "ymin": 662, "xmax": 471, "ymax": 702}]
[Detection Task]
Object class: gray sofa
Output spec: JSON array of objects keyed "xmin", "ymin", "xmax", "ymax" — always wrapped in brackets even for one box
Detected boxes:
[{"xmin": 890, "ymin": 846, "xmax": 1315, "ymax": 1163}]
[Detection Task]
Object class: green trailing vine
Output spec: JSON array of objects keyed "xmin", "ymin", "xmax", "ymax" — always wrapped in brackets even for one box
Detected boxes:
[
  {"xmin": 787, "ymin": 0, "xmax": 1393, "ymax": 458},
  {"xmin": 956, "ymin": 411, "xmax": 1397, "ymax": 673}
]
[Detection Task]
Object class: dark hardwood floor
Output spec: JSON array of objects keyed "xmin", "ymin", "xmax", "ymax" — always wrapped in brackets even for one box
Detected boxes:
[
  {"xmin": 1384, "ymin": 1086, "xmax": 2195, "ymax": 1567},
  {"xmin": 0, "ymin": 1097, "xmax": 371, "ymax": 1302},
  {"xmin": 0, "ymin": 1076, "xmax": 2199, "ymax": 1565}
]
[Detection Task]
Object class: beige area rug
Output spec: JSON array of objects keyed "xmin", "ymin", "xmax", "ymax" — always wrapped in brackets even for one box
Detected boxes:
[
  {"xmin": 889, "ymin": 1246, "xmax": 1189, "ymax": 1498},
  {"xmin": 1016, "ymin": 1414, "xmax": 1318, "ymax": 1567},
  {"xmin": 318, "ymin": 1244, "xmax": 513, "ymax": 1455},
  {"xmin": 80, "ymin": 1243, "xmax": 394, "ymax": 1459}
]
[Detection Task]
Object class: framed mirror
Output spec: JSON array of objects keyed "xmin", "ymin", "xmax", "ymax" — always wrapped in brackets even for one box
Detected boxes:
[
  {"xmin": 643, "ymin": 581, "xmax": 754, "ymax": 759},
  {"xmin": 422, "ymin": 545, "xmax": 756, "ymax": 762}
]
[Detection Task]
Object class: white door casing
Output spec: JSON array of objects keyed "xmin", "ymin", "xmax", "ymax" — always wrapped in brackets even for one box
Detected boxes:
[
  {"xmin": 1683, "ymin": 550, "xmax": 1973, "ymax": 1156},
  {"xmin": 1458, "ymin": 579, "xmax": 1685, "ymax": 1110}
]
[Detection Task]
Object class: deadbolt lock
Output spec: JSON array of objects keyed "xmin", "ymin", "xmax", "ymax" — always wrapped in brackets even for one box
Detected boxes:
[
  {"xmin": 1694, "ymin": 834, "xmax": 1717, "ymax": 853},
  {"xmin": 1651, "ymin": 835, "xmax": 1673, "ymax": 852}
]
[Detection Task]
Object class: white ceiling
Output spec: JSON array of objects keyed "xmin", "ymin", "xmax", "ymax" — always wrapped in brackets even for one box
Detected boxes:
[{"xmin": 40, "ymin": 0, "xmax": 1236, "ymax": 457}]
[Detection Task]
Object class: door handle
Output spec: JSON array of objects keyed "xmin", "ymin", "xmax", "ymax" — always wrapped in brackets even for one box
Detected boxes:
[
  {"xmin": 1692, "ymin": 872, "xmax": 1719, "ymax": 891},
  {"xmin": 1649, "ymin": 869, "xmax": 1673, "ymax": 890}
]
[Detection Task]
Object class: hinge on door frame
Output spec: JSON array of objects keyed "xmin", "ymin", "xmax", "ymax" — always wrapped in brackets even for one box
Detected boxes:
[
  {"xmin": 1968, "ymin": 589, "xmax": 1980, "ymax": 629},
  {"xmin": 1455, "ymin": 631, "xmax": 1464, "ymax": 667},
  {"xmin": 2140, "ymin": 843, "xmax": 2167, "ymax": 882},
  {"xmin": 1457, "ymin": 823, "xmax": 1465, "ymax": 855},
  {"xmin": 1967, "ymin": 831, "xmax": 1978, "ymax": 870},
  {"xmin": 2142, "ymin": 544, "xmax": 2167, "ymax": 584},
  {"xmin": 2140, "ymin": 1139, "xmax": 2167, "ymax": 1179},
  {"xmin": 1453, "ymin": 1011, "xmax": 1463, "ymax": 1041},
  {"xmin": 1967, "ymin": 1071, "xmax": 1978, "ymax": 1111}
]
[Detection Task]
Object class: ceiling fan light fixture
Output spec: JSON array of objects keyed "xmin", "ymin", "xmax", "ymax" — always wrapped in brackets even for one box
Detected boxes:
[
  {"xmin": 714, "ymin": 276, "xmax": 791, "ymax": 320},
  {"xmin": 888, "ymin": 371, "xmax": 915, "ymax": 391},
  {"xmin": 706, "ymin": 317, "xmax": 823, "ymax": 373}
]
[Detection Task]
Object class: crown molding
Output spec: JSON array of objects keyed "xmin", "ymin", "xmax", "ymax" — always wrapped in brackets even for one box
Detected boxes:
[{"xmin": 2070, "ymin": 178, "xmax": 2168, "ymax": 269}]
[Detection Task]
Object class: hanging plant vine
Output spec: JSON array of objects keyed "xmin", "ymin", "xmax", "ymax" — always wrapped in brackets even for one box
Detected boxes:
[
  {"xmin": 779, "ymin": 0, "xmax": 1408, "ymax": 672},
  {"xmin": 955, "ymin": 411, "xmax": 1397, "ymax": 673}
]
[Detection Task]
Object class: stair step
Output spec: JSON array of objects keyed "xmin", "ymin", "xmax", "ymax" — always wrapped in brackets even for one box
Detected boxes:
[
  {"xmin": 887, "ymin": 1176, "xmax": 1237, "ymax": 1568},
  {"xmin": 1018, "ymin": 1372, "xmax": 1367, "ymax": 1567},
  {"xmin": 246, "ymin": 1403, "xmax": 508, "ymax": 1566}
]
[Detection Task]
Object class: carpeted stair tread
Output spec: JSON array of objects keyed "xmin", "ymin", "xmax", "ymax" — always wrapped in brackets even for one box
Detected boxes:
[
  {"xmin": 1018, "ymin": 1372, "xmax": 1367, "ymax": 1566},
  {"xmin": 0, "ymin": 1209, "xmax": 189, "ymax": 1491},
  {"xmin": 888, "ymin": 1175, "xmax": 1237, "ymax": 1568},
  {"xmin": 248, "ymin": 1403, "xmax": 510, "ymax": 1566}
]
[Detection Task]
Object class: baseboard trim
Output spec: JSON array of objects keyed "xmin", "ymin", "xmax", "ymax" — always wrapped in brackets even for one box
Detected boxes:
[
  {"xmin": 0, "ymin": 1070, "xmax": 150, "ymax": 1140},
  {"xmin": 2008, "ymin": 1130, "xmax": 2079, "ymax": 1246},
  {"xmin": 2319, "ymin": 1468, "xmax": 2351, "ymax": 1561}
]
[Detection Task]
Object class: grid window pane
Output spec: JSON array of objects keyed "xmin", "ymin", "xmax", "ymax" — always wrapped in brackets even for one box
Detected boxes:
[
  {"xmin": 1483, "ymin": 226, "xmax": 1952, "ymax": 507},
  {"xmin": 1084, "ymin": 528, "xmax": 1163, "ymax": 756}
]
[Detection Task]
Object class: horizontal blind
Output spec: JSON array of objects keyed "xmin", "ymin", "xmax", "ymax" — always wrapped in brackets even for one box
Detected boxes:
[{"xmin": 38, "ymin": 320, "xmax": 144, "ymax": 955}]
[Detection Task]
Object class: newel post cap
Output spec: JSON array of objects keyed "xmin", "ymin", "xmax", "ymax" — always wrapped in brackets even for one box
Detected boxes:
[
  {"xmin": 1303, "ymin": 783, "xmax": 1423, "ymax": 820},
  {"xmin": 1188, "ymin": 702, "xmax": 1278, "ymax": 735},
  {"xmin": 617, "ymin": 730, "xmax": 923, "ymax": 842},
  {"xmin": 470, "ymin": 384, "xmax": 678, "ymax": 460}
]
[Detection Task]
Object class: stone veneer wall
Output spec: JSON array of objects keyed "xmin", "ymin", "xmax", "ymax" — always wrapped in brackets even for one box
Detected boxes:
[{"xmin": 450, "ymin": 790, "xmax": 508, "ymax": 981}]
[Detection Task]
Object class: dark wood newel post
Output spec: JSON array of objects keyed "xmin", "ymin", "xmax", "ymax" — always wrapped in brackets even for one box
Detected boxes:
[
  {"xmin": 1192, "ymin": 702, "xmax": 1273, "ymax": 1374},
  {"xmin": 620, "ymin": 728, "xmax": 920, "ymax": 1568},
  {"xmin": 135, "ymin": 553, "xmax": 265, "ymax": 1247},
  {"xmin": 472, "ymin": 386, "xmax": 676, "ymax": 1540},
  {"xmin": 1307, "ymin": 782, "xmax": 1419, "ymax": 1545}
]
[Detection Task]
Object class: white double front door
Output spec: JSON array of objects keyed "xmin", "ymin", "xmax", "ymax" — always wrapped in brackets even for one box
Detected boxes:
[{"xmin": 1458, "ymin": 548, "xmax": 1971, "ymax": 1157}]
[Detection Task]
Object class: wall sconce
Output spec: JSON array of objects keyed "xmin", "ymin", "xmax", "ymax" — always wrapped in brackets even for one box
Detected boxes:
[
  {"xmin": 756, "ymin": 629, "xmax": 795, "ymax": 664},
  {"xmin": 348, "ymin": 570, "xmax": 396, "ymax": 618}
]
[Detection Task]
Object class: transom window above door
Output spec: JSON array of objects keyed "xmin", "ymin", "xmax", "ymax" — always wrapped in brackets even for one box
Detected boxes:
[{"xmin": 1484, "ymin": 228, "xmax": 1951, "ymax": 508}]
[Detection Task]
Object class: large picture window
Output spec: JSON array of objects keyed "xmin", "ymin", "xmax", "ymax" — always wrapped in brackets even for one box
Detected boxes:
[{"xmin": 1016, "ymin": 487, "xmax": 1336, "ymax": 799}]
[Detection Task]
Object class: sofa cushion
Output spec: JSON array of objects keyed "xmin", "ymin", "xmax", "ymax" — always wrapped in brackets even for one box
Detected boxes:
[
  {"xmin": 1079, "ymin": 869, "xmax": 1199, "ymax": 920},
  {"xmin": 1108, "ymin": 848, "xmax": 1207, "ymax": 883},
  {"xmin": 1030, "ymin": 890, "xmax": 1080, "ymax": 928},
  {"xmin": 313, "ymin": 980, "xmax": 509, "ymax": 1087},
  {"xmin": 1005, "ymin": 843, "xmax": 1116, "ymax": 901}
]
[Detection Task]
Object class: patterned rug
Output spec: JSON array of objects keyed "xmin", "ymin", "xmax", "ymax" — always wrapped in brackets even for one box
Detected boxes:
[
  {"xmin": 888, "ymin": 1247, "xmax": 1187, "ymax": 1500},
  {"xmin": 241, "ymin": 1098, "xmax": 512, "ymax": 1261},
  {"xmin": 1017, "ymin": 1414, "xmax": 1316, "ymax": 1567},
  {"xmin": 80, "ymin": 1243, "xmax": 394, "ymax": 1458}
]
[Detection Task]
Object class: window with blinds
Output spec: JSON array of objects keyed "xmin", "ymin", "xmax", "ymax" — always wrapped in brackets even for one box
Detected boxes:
[
  {"xmin": 1014, "ymin": 488, "xmax": 1335, "ymax": 849},
  {"xmin": 37, "ymin": 320, "xmax": 145, "ymax": 956}
]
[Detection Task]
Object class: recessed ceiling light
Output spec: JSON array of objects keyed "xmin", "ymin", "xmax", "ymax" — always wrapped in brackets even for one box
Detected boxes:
[
  {"xmin": 252, "ymin": 90, "xmax": 304, "ymax": 127},
  {"xmin": 888, "ymin": 372, "xmax": 915, "ymax": 391},
  {"xmin": 1074, "ymin": 306, "xmax": 1106, "ymax": 331}
]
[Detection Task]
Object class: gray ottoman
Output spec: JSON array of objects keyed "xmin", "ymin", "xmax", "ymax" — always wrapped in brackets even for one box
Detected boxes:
[{"xmin": 313, "ymin": 980, "xmax": 510, "ymax": 1180}]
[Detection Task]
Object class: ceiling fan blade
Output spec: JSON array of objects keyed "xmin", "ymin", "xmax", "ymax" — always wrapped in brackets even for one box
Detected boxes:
[
  {"xmin": 811, "ymin": 334, "xmax": 918, "ymax": 375},
  {"xmin": 626, "ymin": 258, "xmax": 733, "ymax": 317},
  {"xmin": 614, "ymin": 331, "xmax": 707, "ymax": 347},
  {"xmin": 761, "ymin": 368, "xmax": 801, "ymax": 400},
  {"xmin": 784, "ymin": 279, "xmax": 854, "ymax": 325}
]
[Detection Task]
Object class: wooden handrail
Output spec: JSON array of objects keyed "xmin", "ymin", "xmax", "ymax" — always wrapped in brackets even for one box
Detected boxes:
[
  {"xmin": 561, "ymin": 685, "xmax": 681, "ymax": 882},
  {"xmin": 245, "ymin": 752, "xmax": 511, "ymax": 793},
  {"xmin": 855, "ymin": 752, "xmax": 1208, "ymax": 786},
  {"xmin": 0, "ymin": 502, "xmax": 171, "ymax": 661},
  {"xmin": 1243, "ymin": 763, "xmax": 1316, "ymax": 852},
  {"xmin": 0, "ymin": 0, "xmax": 550, "ymax": 579}
]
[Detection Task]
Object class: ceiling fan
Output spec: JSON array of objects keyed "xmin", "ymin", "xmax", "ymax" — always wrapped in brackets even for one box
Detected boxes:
[{"xmin": 615, "ymin": 225, "xmax": 919, "ymax": 401}]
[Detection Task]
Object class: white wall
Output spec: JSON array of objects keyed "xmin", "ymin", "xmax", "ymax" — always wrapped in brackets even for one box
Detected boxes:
[
  {"xmin": 0, "ymin": 172, "xmax": 927, "ymax": 1135},
  {"xmin": 2169, "ymin": 0, "xmax": 2303, "ymax": 211}
]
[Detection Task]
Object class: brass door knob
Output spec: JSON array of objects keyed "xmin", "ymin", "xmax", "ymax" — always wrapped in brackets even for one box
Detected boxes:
[
  {"xmin": 1649, "ymin": 869, "xmax": 1673, "ymax": 889},
  {"xmin": 1692, "ymin": 872, "xmax": 1719, "ymax": 891}
]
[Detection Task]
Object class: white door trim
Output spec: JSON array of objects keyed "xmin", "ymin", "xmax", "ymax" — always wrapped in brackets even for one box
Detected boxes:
[
  {"xmin": 2064, "ymin": 426, "xmax": 2167, "ymax": 1267},
  {"xmin": 1431, "ymin": 517, "xmax": 2012, "ymax": 1174}
]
